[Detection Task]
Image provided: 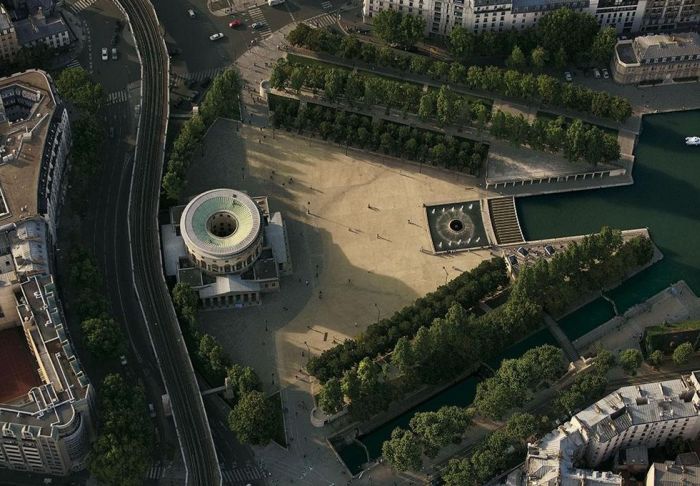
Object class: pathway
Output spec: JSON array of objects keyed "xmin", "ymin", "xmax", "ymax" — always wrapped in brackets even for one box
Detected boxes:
[{"xmin": 543, "ymin": 312, "xmax": 581, "ymax": 363}]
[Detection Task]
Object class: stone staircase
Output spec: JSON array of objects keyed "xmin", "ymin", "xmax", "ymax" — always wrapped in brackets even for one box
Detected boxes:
[{"xmin": 488, "ymin": 197, "xmax": 525, "ymax": 245}]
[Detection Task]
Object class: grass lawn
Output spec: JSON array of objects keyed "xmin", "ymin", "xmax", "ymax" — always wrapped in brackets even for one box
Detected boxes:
[{"xmin": 268, "ymin": 392, "xmax": 288, "ymax": 447}]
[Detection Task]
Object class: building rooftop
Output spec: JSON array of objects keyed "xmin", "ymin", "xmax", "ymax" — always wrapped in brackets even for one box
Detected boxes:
[
  {"xmin": 0, "ymin": 5, "xmax": 12, "ymax": 31},
  {"xmin": 634, "ymin": 32, "xmax": 700, "ymax": 62},
  {"xmin": 524, "ymin": 373, "xmax": 700, "ymax": 485},
  {"xmin": 647, "ymin": 454, "xmax": 700, "ymax": 485},
  {"xmin": 180, "ymin": 188, "xmax": 263, "ymax": 258},
  {"xmin": 14, "ymin": 13, "xmax": 68, "ymax": 46},
  {"xmin": 0, "ymin": 70, "xmax": 58, "ymax": 228}
]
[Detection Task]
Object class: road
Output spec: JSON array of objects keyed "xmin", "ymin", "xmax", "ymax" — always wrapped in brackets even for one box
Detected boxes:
[{"xmin": 117, "ymin": 0, "xmax": 221, "ymax": 484}]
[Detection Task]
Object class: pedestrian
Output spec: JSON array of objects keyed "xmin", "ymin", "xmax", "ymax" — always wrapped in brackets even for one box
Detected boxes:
[{"xmin": 305, "ymin": 280, "xmax": 309, "ymax": 286}]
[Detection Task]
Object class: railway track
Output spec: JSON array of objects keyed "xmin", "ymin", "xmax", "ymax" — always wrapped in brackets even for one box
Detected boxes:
[{"xmin": 117, "ymin": 0, "xmax": 221, "ymax": 484}]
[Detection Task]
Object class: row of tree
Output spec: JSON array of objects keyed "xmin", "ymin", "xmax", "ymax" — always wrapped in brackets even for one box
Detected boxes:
[
  {"xmin": 269, "ymin": 96, "xmax": 488, "ymax": 175},
  {"xmin": 170, "ymin": 283, "xmax": 280, "ymax": 445},
  {"xmin": 162, "ymin": 68, "xmax": 242, "ymax": 201},
  {"xmin": 510, "ymin": 228, "xmax": 654, "ymax": 316},
  {"xmin": 441, "ymin": 413, "xmax": 543, "ymax": 485},
  {"xmin": 171, "ymin": 282, "xmax": 230, "ymax": 384},
  {"xmin": 448, "ymin": 9, "xmax": 617, "ymax": 66},
  {"xmin": 473, "ymin": 345, "xmax": 566, "ymax": 420},
  {"xmin": 270, "ymin": 59, "xmax": 491, "ymax": 127},
  {"xmin": 382, "ymin": 407, "xmax": 473, "ymax": 471},
  {"xmin": 88, "ymin": 374, "xmax": 154, "ymax": 485},
  {"xmin": 307, "ymin": 258, "xmax": 508, "ymax": 383},
  {"xmin": 490, "ymin": 112, "xmax": 620, "ymax": 164},
  {"xmin": 69, "ymin": 246, "xmax": 127, "ymax": 360},
  {"xmin": 285, "ymin": 24, "xmax": 632, "ymax": 121},
  {"xmin": 55, "ymin": 68, "xmax": 107, "ymax": 212}
]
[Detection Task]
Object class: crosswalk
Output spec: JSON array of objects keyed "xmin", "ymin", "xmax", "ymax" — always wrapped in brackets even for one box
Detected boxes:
[
  {"xmin": 65, "ymin": 0, "xmax": 98, "ymax": 14},
  {"xmin": 221, "ymin": 466, "xmax": 266, "ymax": 484},
  {"xmin": 65, "ymin": 59, "xmax": 82, "ymax": 69},
  {"xmin": 106, "ymin": 89, "xmax": 128, "ymax": 105},
  {"xmin": 307, "ymin": 12, "xmax": 338, "ymax": 29},
  {"xmin": 170, "ymin": 66, "xmax": 227, "ymax": 85},
  {"xmin": 248, "ymin": 6, "xmax": 271, "ymax": 38},
  {"xmin": 146, "ymin": 463, "xmax": 164, "ymax": 480},
  {"xmin": 321, "ymin": 0, "xmax": 333, "ymax": 9}
]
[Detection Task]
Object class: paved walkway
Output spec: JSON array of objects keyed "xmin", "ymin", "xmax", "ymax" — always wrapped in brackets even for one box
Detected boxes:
[{"xmin": 543, "ymin": 312, "xmax": 581, "ymax": 363}]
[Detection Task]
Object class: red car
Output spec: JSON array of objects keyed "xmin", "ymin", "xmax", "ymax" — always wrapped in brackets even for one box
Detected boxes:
[{"xmin": 228, "ymin": 19, "xmax": 241, "ymax": 28}]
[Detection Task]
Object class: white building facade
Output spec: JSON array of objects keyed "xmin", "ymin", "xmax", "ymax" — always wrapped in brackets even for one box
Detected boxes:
[
  {"xmin": 363, "ymin": 0, "xmax": 697, "ymax": 37},
  {"xmin": 517, "ymin": 371, "xmax": 700, "ymax": 485}
]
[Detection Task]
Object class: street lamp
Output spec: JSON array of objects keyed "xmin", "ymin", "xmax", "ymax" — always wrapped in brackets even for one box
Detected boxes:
[
  {"xmin": 374, "ymin": 303, "xmax": 380, "ymax": 322},
  {"xmin": 442, "ymin": 266, "xmax": 448, "ymax": 284}
]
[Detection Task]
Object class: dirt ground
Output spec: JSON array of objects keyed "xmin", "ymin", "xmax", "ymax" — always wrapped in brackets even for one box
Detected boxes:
[{"xmin": 184, "ymin": 119, "xmax": 492, "ymax": 391}]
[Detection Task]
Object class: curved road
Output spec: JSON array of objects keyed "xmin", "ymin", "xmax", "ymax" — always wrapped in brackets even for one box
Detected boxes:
[{"xmin": 117, "ymin": 0, "xmax": 221, "ymax": 484}]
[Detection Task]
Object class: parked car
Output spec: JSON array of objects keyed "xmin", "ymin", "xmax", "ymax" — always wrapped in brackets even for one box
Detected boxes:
[
  {"xmin": 187, "ymin": 8, "xmax": 195, "ymax": 17},
  {"xmin": 120, "ymin": 355, "xmax": 127, "ymax": 366},
  {"xmin": 101, "ymin": 47, "xmax": 108, "ymax": 61},
  {"xmin": 251, "ymin": 21, "xmax": 266, "ymax": 29},
  {"xmin": 111, "ymin": 47, "xmax": 118, "ymax": 60},
  {"xmin": 148, "ymin": 403, "xmax": 156, "ymax": 418},
  {"xmin": 111, "ymin": 33, "xmax": 119, "ymax": 46},
  {"xmin": 209, "ymin": 32, "xmax": 224, "ymax": 41},
  {"xmin": 602, "ymin": 68, "xmax": 610, "ymax": 79},
  {"xmin": 564, "ymin": 71, "xmax": 573, "ymax": 82},
  {"xmin": 593, "ymin": 68, "xmax": 601, "ymax": 79},
  {"xmin": 228, "ymin": 19, "xmax": 241, "ymax": 28}
]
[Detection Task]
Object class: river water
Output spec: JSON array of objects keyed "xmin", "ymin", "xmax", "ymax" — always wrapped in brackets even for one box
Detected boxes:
[{"xmin": 338, "ymin": 110, "xmax": 700, "ymax": 473}]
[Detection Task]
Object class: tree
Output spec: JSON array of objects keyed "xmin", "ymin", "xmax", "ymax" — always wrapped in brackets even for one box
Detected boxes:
[
  {"xmin": 372, "ymin": 10, "xmax": 403, "ymax": 45},
  {"xmin": 409, "ymin": 407, "xmax": 472, "ymax": 457},
  {"xmin": 591, "ymin": 27, "xmax": 617, "ymax": 65},
  {"xmin": 56, "ymin": 67, "xmax": 106, "ymax": 113},
  {"xmin": 228, "ymin": 391, "xmax": 276, "ymax": 445},
  {"xmin": 648, "ymin": 350, "xmax": 664, "ymax": 368},
  {"xmin": 318, "ymin": 377, "xmax": 345, "ymax": 414},
  {"xmin": 400, "ymin": 14, "xmax": 426, "ymax": 47},
  {"xmin": 290, "ymin": 67, "xmax": 305, "ymax": 94},
  {"xmin": 536, "ymin": 8, "xmax": 599, "ymax": 63},
  {"xmin": 594, "ymin": 348, "xmax": 616, "ymax": 373},
  {"xmin": 449, "ymin": 26, "xmax": 475, "ymax": 60},
  {"xmin": 672, "ymin": 342, "xmax": 694, "ymax": 365},
  {"xmin": 382, "ymin": 428, "xmax": 422, "ymax": 471},
  {"xmin": 88, "ymin": 374, "xmax": 153, "ymax": 486},
  {"xmin": 172, "ymin": 282, "xmax": 199, "ymax": 325},
  {"xmin": 530, "ymin": 46, "xmax": 548, "ymax": 70},
  {"xmin": 81, "ymin": 317, "xmax": 125, "ymax": 358},
  {"xmin": 226, "ymin": 364, "xmax": 261, "ymax": 403},
  {"xmin": 619, "ymin": 348, "xmax": 643, "ymax": 375},
  {"xmin": 418, "ymin": 92, "xmax": 437, "ymax": 120},
  {"xmin": 506, "ymin": 45, "xmax": 527, "ymax": 69}
]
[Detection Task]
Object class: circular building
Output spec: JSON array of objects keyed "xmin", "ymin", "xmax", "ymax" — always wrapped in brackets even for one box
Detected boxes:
[{"xmin": 180, "ymin": 189, "xmax": 263, "ymax": 275}]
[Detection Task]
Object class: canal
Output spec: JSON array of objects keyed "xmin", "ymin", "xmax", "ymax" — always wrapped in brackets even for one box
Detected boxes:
[{"xmin": 337, "ymin": 110, "xmax": 700, "ymax": 473}]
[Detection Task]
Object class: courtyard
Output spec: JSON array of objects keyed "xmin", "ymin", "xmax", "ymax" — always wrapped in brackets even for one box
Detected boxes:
[{"xmin": 183, "ymin": 119, "xmax": 492, "ymax": 391}]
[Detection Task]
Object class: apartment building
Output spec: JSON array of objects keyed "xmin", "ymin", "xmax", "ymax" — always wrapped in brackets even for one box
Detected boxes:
[
  {"xmin": 14, "ymin": 7, "xmax": 70, "ymax": 50},
  {"xmin": 0, "ymin": 70, "xmax": 91, "ymax": 476},
  {"xmin": 514, "ymin": 371, "xmax": 700, "ymax": 485},
  {"xmin": 363, "ymin": 0, "xmax": 697, "ymax": 37},
  {"xmin": 613, "ymin": 32, "xmax": 700, "ymax": 84},
  {"xmin": 0, "ymin": 5, "xmax": 19, "ymax": 63},
  {"xmin": 640, "ymin": 0, "xmax": 700, "ymax": 32},
  {"xmin": 0, "ymin": 69, "xmax": 72, "ymax": 241}
]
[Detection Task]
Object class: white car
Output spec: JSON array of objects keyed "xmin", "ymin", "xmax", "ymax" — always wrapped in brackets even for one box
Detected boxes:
[
  {"xmin": 120, "ymin": 355, "xmax": 127, "ymax": 366},
  {"xmin": 101, "ymin": 47, "xmax": 108, "ymax": 61},
  {"xmin": 602, "ymin": 68, "xmax": 610, "ymax": 79},
  {"xmin": 187, "ymin": 8, "xmax": 195, "ymax": 18},
  {"xmin": 209, "ymin": 32, "xmax": 224, "ymax": 41},
  {"xmin": 593, "ymin": 68, "xmax": 601, "ymax": 79},
  {"xmin": 564, "ymin": 71, "xmax": 573, "ymax": 82}
]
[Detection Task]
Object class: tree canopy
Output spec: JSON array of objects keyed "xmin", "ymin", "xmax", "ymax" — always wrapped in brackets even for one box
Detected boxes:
[
  {"xmin": 372, "ymin": 10, "xmax": 425, "ymax": 47},
  {"xmin": 228, "ymin": 390, "xmax": 277, "ymax": 445}
]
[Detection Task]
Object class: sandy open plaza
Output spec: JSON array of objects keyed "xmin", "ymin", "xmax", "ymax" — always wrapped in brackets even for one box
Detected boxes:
[{"xmin": 183, "ymin": 119, "xmax": 493, "ymax": 392}]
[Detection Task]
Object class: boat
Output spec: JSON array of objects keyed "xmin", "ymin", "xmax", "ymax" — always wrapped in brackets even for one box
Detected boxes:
[{"xmin": 686, "ymin": 136, "xmax": 700, "ymax": 146}]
